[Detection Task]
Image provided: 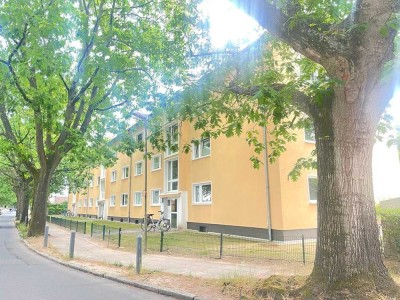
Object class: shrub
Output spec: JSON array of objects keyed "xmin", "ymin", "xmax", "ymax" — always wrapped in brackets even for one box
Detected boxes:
[{"xmin": 377, "ymin": 206, "xmax": 400, "ymax": 259}]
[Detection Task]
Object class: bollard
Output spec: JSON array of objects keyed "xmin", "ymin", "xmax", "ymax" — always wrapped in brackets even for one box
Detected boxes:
[
  {"xmin": 160, "ymin": 231, "xmax": 164, "ymax": 252},
  {"xmin": 90, "ymin": 223, "xmax": 94, "ymax": 237},
  {"xmin": 84, "ymin": 222, "xmax": 87, "ymax": 234},
  {"xmin": 302, "ymin": 234, "xmax": 306, "ymax": 265},
  {"xmin": 136, "ymin": 235, "xmax": 142, "ymax": 274},
  {"xmin": 219, "ymin": 232, "xmax": 223, "ymax": 259},
  {"xmin": 25, "ymin": 216, "xmax": 28, "ymax": 226},
  {"xmin": 20, "ymin": 214, "xmax": 22, "ymax": 222},
  {"xmin": 43, "ymin": 225, "xmax": 49, "ymax": 247},
  {"xmin": 118, "ymin": 228, "xmax": 122, "ymax": 247},
  {"xmin": 102, "ymin": 225, "xmax": 106, "ymax": 240},
  {"xmin": 69, "ymin": 231, "xmax": 76, "ymax": 258},
  {"xmin": 76, "ymin": 220, "xmax": 78, "ymax": 232},
  {"xmin": 108, "ymin": 230, "xmax": 111, "ymax": 246}
]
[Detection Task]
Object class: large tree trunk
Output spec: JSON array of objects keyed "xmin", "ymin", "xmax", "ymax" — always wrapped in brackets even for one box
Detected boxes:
[
  {"xmin": 28, "ymin": 169, "xmax": 52, "ymax": 236},
  {"xmin": 15, "ymin": 182, "xmax": 30, "ymax": 223},
  {"xmin": 305, "ymin": 89, "xmax": 398, "ymax": 297}
]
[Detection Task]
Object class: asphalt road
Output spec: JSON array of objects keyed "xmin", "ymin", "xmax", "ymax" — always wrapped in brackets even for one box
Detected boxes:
[{"xmin": 0, "ymin": 212, "xmax": 172, "ymax": 300}]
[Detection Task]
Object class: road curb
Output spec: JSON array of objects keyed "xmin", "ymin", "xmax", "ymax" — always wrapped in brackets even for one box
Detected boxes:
[{"xmin": 21, "ymin": 238, "xmax": 203, "ymax": 300}]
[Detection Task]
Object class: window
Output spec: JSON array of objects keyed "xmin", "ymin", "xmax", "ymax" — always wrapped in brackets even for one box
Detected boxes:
[
  {"xmin": 151, "ymin": 189, "xmax": 161, "ymax": 205},
  {"xmin": 78, "ymin": 200, "xmax": 82, "ymax": 207},
  {"xmin": 308, "ymin": 175, "xmax": 318, "ymax": 204},
  {"xmin": 121, "ymin": 194, "xmax": 128, "ymax": 206},
  {"xmin": 165, "ymin": 123, "xmax": 178, "ymax": 156},
  {"xmin": 134, "ymin": 192, "xmax": 142, "ymax": 206},
  {"xmin": 122, "ymin": 166, "xmax": 129, "ymax": 179},
  {"xmin": 193, "ymin": 183, "xmax": 212, "ymax": 204},
  {"xmin": 111, "ymin": 170, "xmax": 117, "ymax": 182},
  {"xmin": 151, "ymin": 155, "xmax": 161, "ymax": 171},
  {"xmin": 95, "ymin": 198, "xmax": 98, "ymax": 207},
  {"xmin": 304, "ymin": 125, "xmax": 316, "ymax": 143},
  {"xmin": 135, "ymin": 161, "xmax": 143, "ymax": 176},
  {"xmin": 192, "ymin": 138, "xmax": 211, "ymax": 159},
  {"xmin": 110, "ymin": 195, "xmax": 116, "ymax": 207},
  {"xmin": 137, "ymin": 132, "xmax": 143, "ymax": 143},
  {"xmin": 97, "ymin": 176, "xmax": 100, "ymax": 186},
  {"xmin": 166, "ymin": 159, "xmax": 178, "ymax": 192},
  {"xmin": 89, "ymin": 198, "xmax": 93, "ymax": 207},
  {"xmin": 89, "ymin": 176, "xmax": 94, "ymax": 187},
  {"xmin": 83, "ymin": 199, "xmax": 88, "ymax": 207},
  {"xmin": 100, "ymin": 165, "xmax": 106, "ymax": 178}
]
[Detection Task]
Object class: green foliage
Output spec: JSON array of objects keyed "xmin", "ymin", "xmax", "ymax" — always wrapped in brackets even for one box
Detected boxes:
[
  {"xmin": 0, "ymin": 174, "xmax": 17, "ymax": 206},
  {"xmin": 377, "ymin": 206, "xmax": 400, "ymax": 259},
  {"xmin": 47, "ymin": 201, "xmax": 68, "ymax": 215}
]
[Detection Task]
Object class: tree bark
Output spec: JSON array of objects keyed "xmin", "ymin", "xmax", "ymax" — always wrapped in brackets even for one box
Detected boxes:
[
  {"xmin": 28, "ymin": 169, "xmax": 52, "ymax": 236},
  {"xmin": 304, "ymin": 89, "xmax": 398, "ymax": 296},
  {"xmin": 15, "ymin": 180, "xmax": 31, "ymax": 223}
]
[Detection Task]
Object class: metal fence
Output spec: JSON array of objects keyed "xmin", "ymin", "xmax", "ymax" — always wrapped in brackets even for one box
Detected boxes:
[{"xmin": 47, "ymin": 216, "xmax": 316, "ymax": 263}]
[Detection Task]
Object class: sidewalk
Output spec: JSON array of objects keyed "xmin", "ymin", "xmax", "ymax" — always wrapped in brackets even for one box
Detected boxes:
[{"xmin": 25, "ymin": 223, "xmax": 312, "ymax": 299}]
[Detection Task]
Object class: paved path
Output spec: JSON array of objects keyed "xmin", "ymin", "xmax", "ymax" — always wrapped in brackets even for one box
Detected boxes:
[
  {"xmin": 0, "ymin": 213, "xmax": 172, "ymax": 300},
  {"xmin": 46, "ymin": 223, "xmax": 310, "ymax": 279}
]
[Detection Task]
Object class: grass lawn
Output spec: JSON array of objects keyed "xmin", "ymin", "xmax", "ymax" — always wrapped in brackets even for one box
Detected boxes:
[{"xmin": 48, "ymin": 215, "xmax": 316, "ymax": 262}]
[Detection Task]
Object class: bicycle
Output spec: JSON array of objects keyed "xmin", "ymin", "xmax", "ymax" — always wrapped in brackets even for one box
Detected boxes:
[{"xmin": 141, "ymin": 211, "xmax": 171, "ymax": 232}]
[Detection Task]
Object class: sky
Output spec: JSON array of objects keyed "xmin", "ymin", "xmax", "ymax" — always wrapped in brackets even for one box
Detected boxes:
[{"xmin": 202, "ymin": 0, "xmax": 400, "ymax": 128}]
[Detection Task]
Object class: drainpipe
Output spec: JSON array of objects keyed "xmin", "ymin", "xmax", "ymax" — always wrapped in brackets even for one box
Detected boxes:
[
  {"xmin": 263, "ymin": 126, "xmax": 273, "ymax": 240},
  {"xmin": 128, "ymin": 153, "xmax": 132, "ymax": 223}
]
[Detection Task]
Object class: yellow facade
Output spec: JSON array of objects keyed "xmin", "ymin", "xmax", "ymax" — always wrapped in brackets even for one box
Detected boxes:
[{"xmin": 68, "ymin": 121, "xmax": 317, "ymax": 240}]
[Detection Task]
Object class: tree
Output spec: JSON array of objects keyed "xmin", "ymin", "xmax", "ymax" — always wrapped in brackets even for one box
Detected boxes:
[
  {"xmin": 0, "ymin": 0, "xmax": 205, "ymax": 236},
  {"xmin": 0, "ymin": 172, "xmax": 17, "ymax": 208},
  {"xmin": 170, "ymin": 0, "xmax": 400, "ymax": 298}
]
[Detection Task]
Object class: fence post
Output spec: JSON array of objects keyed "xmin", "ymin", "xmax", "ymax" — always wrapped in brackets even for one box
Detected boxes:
[
  {"xmin": 76, "ymin": 220, "xmax": 78, "ymax": 232},
  {"xmin": 84, "ymin": 222, "xmax": 87, "ymax": 234},
  {"xmin": 69, "ymin": 231, "xmax": 76, "ymax": 258},
  {"xmin": 219, "ymin": 232, "xmax": 223, "ymax": 259},
  {"xmin": 43, "ymin": 225, "xmax": 49, "ymax": 247},
  {"xmin": 302, "ymin": 234, "xmax": 306, "ymax": 265},
  {"xmin": 90, "ymin": 223, "xmax": 94, "ymax": 237},
  {"xmin": 102, "ymin": 225, "xmax": 106, "ymax": 240},
  {"xmin": 136, "ymin": 235, "xmax": 142, "ymax": 274},
  {"xmin": 118, "ymin": 228, "xmax": 122, "ymax": 247},
  {"xmin": 160, "ymin": 231, "xmax": 164, "ymax": 252}
]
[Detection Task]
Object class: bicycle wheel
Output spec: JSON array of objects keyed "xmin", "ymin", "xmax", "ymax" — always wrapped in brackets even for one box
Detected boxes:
[
  {"xmin": 141, "ymin": 220, "xmax": 153, "ymax": 231},
  {"xmin": 159, "ymin": 219, "xmax": 170, "ymax": 232}
]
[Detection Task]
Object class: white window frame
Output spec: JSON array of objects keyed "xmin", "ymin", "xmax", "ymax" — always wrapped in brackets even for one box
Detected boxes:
[
  {"xmin": 134, "ymin": 192, "xmax": 142, "ymax": 206},
  {"xmin": 95, "ymin": 198, "xmax": 98, "ymax": 207},
  {"xmin": 109, "ymin": 195, "xmax": 116, "ymax": 207},
  {"xmin": 165, "ymin": 123, "xmax": 178, "ymax": 157},
  {"xmin": 166, "ymin": 159, "xmax": 178, "ymax": 192},
  {"xmin": 135, "ymin": 161, "xmax": 143, "ymax": 176},
  {"xmin": 83, "ymin": 198, "xmax": 88, "ymax": 207},
  {"xmin": 192, "ymin": 138, "xmax": 211, "ymax": 160},
  {"xmin": 304, "ymin": 126, "xmax": 316, "ymax": 143},
  {"xmin": 78, "ymin": 200, "xmax": 82, "ymax": 207},
  {"xmin": 89, "ymin": 176, "xmax": 94, "ymax": 187},
  {"xmin": 111, "ymin": 170, "xmax": 117, "ymax": 182},
  {"xmin": 89, "ymin": 198, "xmax": 93, "ymax": 207},
  {"xmin": 151, "ymin": 154, "xmax": 161, "ymax": 171},
  {"xmin": 307, "ymin": 175, "xmax": 318, "ymax": 204},
  {"xmin": 121, "ymin": 193, "xmax": 129, "ymax": 206},
  {"xmin": 122, "ymin": 166, "xmax": 129, "ymax": 179},
  {"xmin": 192, "ymin": 182, "xmax": 212, "ymax": 204},
  {"xmin": 151, "ymin": 189, "xmax": 161, "ymax": 206}
]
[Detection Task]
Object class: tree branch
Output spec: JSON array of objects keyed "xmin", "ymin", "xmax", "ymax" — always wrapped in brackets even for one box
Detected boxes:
[{"xmin": 231, "ymin": 0, "xmax": 349, "ymax": 64}]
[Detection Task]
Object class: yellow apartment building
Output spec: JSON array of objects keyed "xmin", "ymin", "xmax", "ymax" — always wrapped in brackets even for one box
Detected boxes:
[{"xmin": 68, "ymin": 120, "xmax": 317, "ymax": 241}]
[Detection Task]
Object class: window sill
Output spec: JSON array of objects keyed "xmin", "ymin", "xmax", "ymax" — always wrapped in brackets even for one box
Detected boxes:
[
  {"xmin": 151, "ymin": 168, "xmax": 161, "ymax": 172},
  {"xmin": 192, "ymin": 155, "xmax": 210, "ymax": 161},
  {"xmin": 309, "ymin": 200, "xmax": 317, "ymax": 205},
  {"xmin": 192, "ymin": 202, "xmax": 212, "ymax": 206}
]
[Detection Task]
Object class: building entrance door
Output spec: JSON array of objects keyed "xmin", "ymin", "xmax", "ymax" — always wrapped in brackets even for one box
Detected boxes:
[
  {"xmin": 162, "ymin": 198, "xmax": 178, "ymax": 229},
  {"xmin": 98, "ymin": 202, "xmax": 104, "ymax": 219}
]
